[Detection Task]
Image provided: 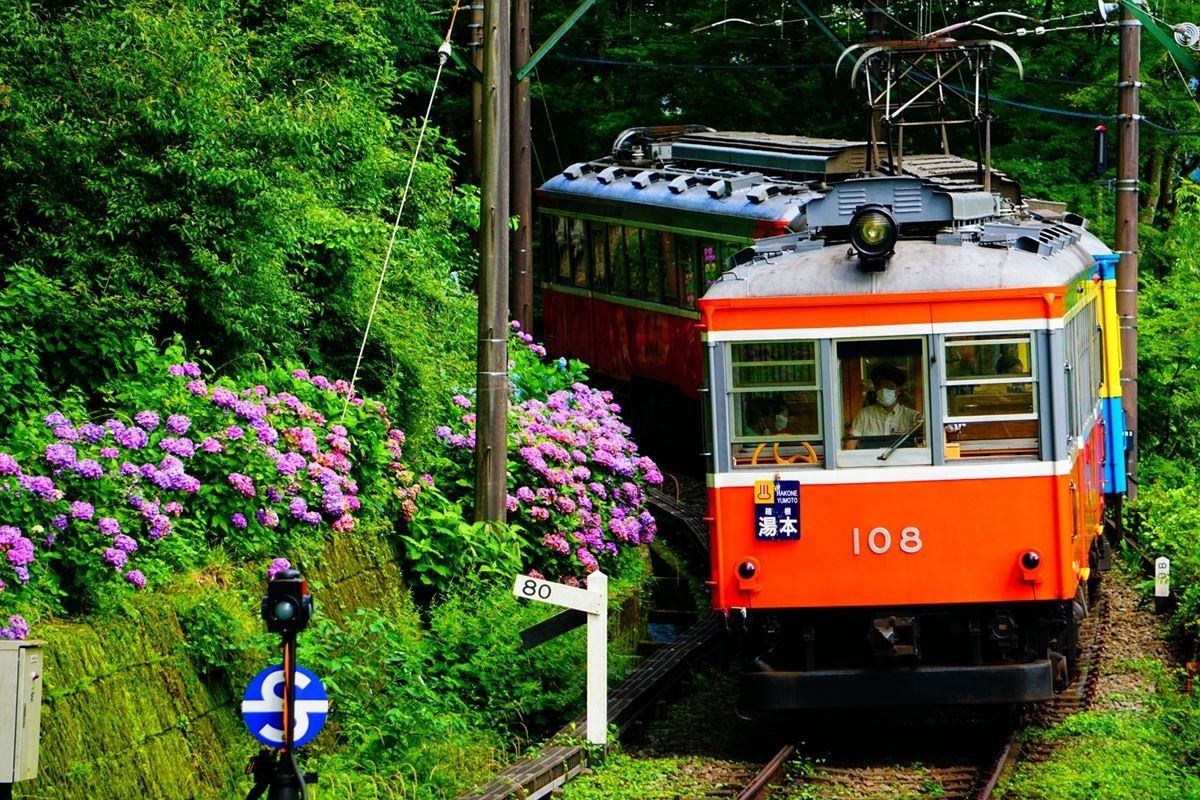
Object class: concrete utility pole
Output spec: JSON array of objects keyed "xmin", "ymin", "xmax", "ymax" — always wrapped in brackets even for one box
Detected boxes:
[
  {"xmin": 511, "ymin": 0, "xmax": 534, "ymax": 333},
  {"xmin": 1116, "ymin": 3, "xmax": 1140, "ymax": 501},
  {"xmin": 475, "ymin": 0, "xmax": 512, "ymax": 523}
]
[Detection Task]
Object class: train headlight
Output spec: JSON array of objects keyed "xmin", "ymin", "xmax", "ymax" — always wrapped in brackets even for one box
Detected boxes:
[{"xmin": 849, "ymin": 204, "xmax": 898, "ymax": 269}]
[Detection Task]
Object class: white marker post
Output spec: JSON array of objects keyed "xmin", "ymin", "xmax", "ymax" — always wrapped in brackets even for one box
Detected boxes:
[
  {"xmin": 513, "ymin": 571, "xmax": 608, "ymax": 745},
  {"xmin": 1155, "ymin": 557, "xmax": 1171, "ymax": 614}
]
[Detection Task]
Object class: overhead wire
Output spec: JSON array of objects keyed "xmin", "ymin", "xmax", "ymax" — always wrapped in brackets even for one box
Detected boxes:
[{"xmin": 343, "ymin": 2, "xmax": 462, "ymax": 420}]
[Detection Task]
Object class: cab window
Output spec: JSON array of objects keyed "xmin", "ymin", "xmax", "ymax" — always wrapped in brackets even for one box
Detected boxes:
[
  {"xmin": 837, "ymin": 338, "xmax": 930, "ymax": 466},
  {"xmin": 730, "ymin": 340, "xmax": 823, "ymax": 467},
  {"xmin": 943, "ymin": 333, "xmax": 1039, "ymax": 459}
]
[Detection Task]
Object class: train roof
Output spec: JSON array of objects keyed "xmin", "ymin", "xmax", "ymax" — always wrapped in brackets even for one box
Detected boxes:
[
  {"xmin": 703, "ymin": 234, "xmax": 1107, "ymax": 301},
  {"xmin": 705, "ymin": 180, "xmax": 1111, "ymax": 301},
  {"xmin": 537, "ymin": 127, "xmax": 1026, "ymax": 235}
]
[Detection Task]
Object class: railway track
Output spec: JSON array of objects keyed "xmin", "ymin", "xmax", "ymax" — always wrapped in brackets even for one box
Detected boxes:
[{"xmin": 764, "ymin": 592, "xmax": 1110, "ymax": 800}]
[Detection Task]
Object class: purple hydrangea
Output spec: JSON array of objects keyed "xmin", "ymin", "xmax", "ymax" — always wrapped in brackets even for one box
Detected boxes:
[
  {"xmin": 0, "ymin": 453, "xmax": 19, "ymax": 476},
  {"xmin": 72, "ymin": 459, "xmax": 103, "ymax": 479},
  {"xmin": 124, "ymin": 570, "xmax": 146, "ymax": 590},
  {"xmin": 267, "ymin": 558, "xmax": 291, "ymax": 580},
  {"xmin": 231, "ymin": 513, "xmax": 248, "ymax": 529},
  {"xmin": 159, "ymin": 437, "xmax": 196, "ymax": 459},
  {"xmin": 97, "ymin": 517, "xmax": 121, "ymax": 536},
  {"xmin": 134, "ymin": 410, "xmax": 160, "ymax": 430},
  {"xmin": 79, "ymin": 423, "xmax": 107, "ymax": 443},
  {"xmin": 0, "ymin": 616, "xmax": 29, "ymax": 640},
  {"xmin": 113, "ymin": 534, "xmax": 139, "ymax": 553},
  {"xmin": 44, "ymin": 442, "xmax": 77, "ymax": 468},
  {"xmin": 228, "ymin": 473, "xmax": 255, "ymax": 498},
  {"xmin": 167, "ymin": 362, "xmax": 202, "ymax": 378},
  {"xmin": 69, "ymin": 501, "xmax": 95, "ymax": 520},
  {"xmin": 103, "ymin": 548, "xmax": 127, "ymax": 570}
]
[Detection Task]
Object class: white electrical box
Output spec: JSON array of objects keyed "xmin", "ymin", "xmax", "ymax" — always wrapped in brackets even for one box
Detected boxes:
[{"xmin": 0, "ymin": 641, "xmax": 43, "ymax": 784}]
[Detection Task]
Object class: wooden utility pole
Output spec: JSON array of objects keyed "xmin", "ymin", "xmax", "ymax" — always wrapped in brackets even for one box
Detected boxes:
[
  {"xmin": 469, "ymin": 3, "xmax": 485, "ymax": 178},
  {"xmin": 511, "ymin": 0, "xmax": 534, "ymax": 332},
  {"xmin": 474, "ymin": 0, "xmax": 512, "ymax": 523},
  {"xmin": 1116, "ymin": 4, "xmax": 1140, "ymax": 501}
]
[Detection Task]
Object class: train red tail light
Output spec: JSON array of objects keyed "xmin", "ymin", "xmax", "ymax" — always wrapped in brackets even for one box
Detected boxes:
[
  {"xmin": 1019, "ymin": 549, "xmax": 1043, "ymax": 584},
  {"xmin": 736, "ymin": 558, "xmax": 761, "ymax": 592}
]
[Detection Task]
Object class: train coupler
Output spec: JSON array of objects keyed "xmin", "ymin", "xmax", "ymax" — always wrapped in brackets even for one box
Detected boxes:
[{"xmin": 868, "ymin": 615, "xmax": 920, "ymax": 659}]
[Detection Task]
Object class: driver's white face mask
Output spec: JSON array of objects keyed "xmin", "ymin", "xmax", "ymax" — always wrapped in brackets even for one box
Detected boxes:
[
  {"xmin": 878, "ymin": 388, "xmax": 897, "ymax": 406},
  {"xmin": 774, "ymin": 413, "xmax": 788, "ymax": 431}
]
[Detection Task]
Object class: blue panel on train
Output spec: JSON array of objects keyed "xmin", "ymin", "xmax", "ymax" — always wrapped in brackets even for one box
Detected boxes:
[{"xmin": 754, "ymin": 479, "xmax": 801, "ymax": 541}]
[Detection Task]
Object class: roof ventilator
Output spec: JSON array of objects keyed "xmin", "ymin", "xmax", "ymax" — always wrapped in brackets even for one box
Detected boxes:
[
  {"xmin": 707, "ymin": 172, "xmax": 763, "ymax": 199},
  {"xmin": 597, "ymin": 166, "xmax": 626, "ymax": 185},
  {"xmin": 631, "ymin": 170, "xmax": 663, "ymax": 190},
  {"xmin": 1012, "ymin": 235, "xmax": 1054, "ymax": 256},
  {"xmin": 747, "ymin": 185, "xmax": 782, "ymax": 205},
  {"xmin": 667, "ymin": 175, "xmax": 699, "ymax": 194},
  {"xmin": 562, "ymin": 162, "xmax": 595, "ymax": 180}
]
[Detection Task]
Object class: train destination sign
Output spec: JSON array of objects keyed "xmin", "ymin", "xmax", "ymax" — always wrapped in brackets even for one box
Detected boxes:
[{"xmin": 753, "ymin": 479, "xmax": 801, "ymax": 541}]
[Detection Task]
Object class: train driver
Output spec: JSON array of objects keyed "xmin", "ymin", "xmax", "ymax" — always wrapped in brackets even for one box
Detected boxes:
[{"xmin": 847, "ymin": 363, "xmax": 923, "ymax": 446}]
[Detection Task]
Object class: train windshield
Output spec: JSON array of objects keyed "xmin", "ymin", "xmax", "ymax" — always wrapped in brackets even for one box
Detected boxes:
[
  {"xmin": 837, "ymin": 338, "xmax": 931, "ymax": 467},
  {"xmin": 943, "ymin": 333, "xmax": 1040, "ymax": 458},
  {"xmin": 729, "ymin": 340, "xmax": 824, "ymax": 467}
]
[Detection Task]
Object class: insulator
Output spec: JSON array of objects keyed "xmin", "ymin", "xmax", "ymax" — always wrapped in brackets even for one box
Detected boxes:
[{"xmin": 1173, "ymin": 22, "xmax": 1200, "ymax": 49}]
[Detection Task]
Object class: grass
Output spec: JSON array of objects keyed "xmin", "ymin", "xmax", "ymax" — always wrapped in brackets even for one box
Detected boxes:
[{"xmin": 995, "ymin": 661, "xmax": 1200, "ymax": 800}]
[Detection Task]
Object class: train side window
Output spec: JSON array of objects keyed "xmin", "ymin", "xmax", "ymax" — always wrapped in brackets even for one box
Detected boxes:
[
  {"xmin": 553, "ymin": 218, "xmax": 572, "ymax": 284},
  {"xmin": 677, "ymin": 235, "xmax": 699, "ymax": 309},
  {"xmin": 661, "ymin": 232, "xmax": 679, "ymax": 305},
  {"xmin": 626, "ymin": 228, "xmax": 645, "ymax": 298},
  {"xmin": 589, "ymin": 221, "xmax": 608, "ymax": 291},
  {"xmin": 700, "ymin": 240, "xmax": 722, "ymax": 287},
  {"xmin": 609, "ymin": 225, "xmax": 630, "ymax": 295},
  {"xmin": 573, "ymin": 221, "xmax": 588, "ymax": 288},
  {"xmin": 1064, "ymin": 301, "xmax": 1101, "ymax": 442},
  {"xmin": 729, "ymin": 340, "xmax": 823, "ymax": 468},
  {"xmin": 943, "ymin": 333, "xmax": 1039, "ymax": 459},
  {"xmin": 643, "ymin": 230, "xmax": 664, "ymax": 303},
  {"xmin": 837, "ymin": 338, "xmax": 931, "ymax": 467}
]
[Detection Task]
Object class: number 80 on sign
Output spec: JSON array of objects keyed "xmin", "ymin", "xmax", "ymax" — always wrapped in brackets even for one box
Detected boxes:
[{"xmin": 512, "ymin": 574, "xmax": 604, "ymax": 615}]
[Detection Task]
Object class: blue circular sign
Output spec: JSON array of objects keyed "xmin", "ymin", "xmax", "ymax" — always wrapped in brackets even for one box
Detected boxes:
[{"xmin": 241, "ymin": 664, "xmax": 329, "ymax": 749}]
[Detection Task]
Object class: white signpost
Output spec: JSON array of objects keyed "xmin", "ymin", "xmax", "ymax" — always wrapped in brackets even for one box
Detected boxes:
[
  {"xmin": 1155, "ymin": 557, "xmax": 1171, "ymax": 613},
  {"xmin": 512, "ymin": 571, "xmax": 608, "ymax": 745}
]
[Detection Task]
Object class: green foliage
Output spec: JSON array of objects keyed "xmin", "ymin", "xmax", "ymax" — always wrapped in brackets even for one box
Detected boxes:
[
  {"xmin": 299, "ymin": 601, "xmax": 505, "ymax": 799},
  {"xmin": 172, "ymin": 577, "xmax": 267, "ymax": 682},
  {"xmin": 0, "ymin": 0, "xmax": 477, "ymax": 444},
  {"xmin": 399, "ymin": 486, "xmax": 526, "ymax": 594},
  {"xmin": 557, "ymin": 752, "xmax": 722, "ymax": 800},
  {"xmin": 997, "ymin": 691, "xmax": 1200, "ymax": 800}
]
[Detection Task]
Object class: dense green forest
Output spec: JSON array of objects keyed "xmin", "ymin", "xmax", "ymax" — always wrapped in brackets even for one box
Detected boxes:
[{"xmin": 3, "ymin": 0, "xmax": 1200, "ymax": 796}]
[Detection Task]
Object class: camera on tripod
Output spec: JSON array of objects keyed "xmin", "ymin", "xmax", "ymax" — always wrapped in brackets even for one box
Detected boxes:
[{"xmin": 261, "ymin": 568, "xmax": 313, "ymax": 636}]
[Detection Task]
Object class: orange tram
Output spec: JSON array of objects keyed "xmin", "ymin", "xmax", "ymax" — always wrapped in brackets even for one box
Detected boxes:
[{"xmin": 699, "ymin": 168, "xmax": 1128, "ymax": 709}]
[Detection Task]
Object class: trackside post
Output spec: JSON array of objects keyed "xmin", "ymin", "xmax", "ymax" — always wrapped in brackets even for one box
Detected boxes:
[{"xmin": 513, "ymin": 571, "xmax": 608, "ymax": 744}]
